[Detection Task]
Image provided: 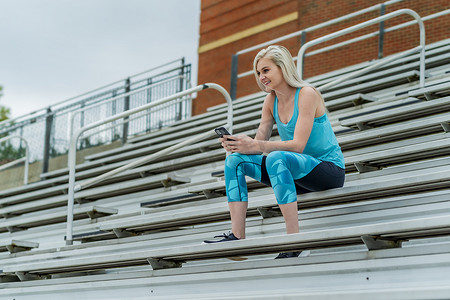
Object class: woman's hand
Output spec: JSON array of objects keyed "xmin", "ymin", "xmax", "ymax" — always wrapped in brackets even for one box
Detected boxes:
[{"xmin": 219, "ymin": 134, "xmax": 262, "ymax": 154}]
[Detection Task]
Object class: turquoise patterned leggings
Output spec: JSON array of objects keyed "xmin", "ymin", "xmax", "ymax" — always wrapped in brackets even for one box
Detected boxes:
[{"xmin": 224, "ymin": 152, "xmax": 345, "ymax": 205}]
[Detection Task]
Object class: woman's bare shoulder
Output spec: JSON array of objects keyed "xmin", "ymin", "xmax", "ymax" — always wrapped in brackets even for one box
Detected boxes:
[
  {"xmin": 299, "ymin": 86, "xmax": 319, "ymax": 97},
  {"xmin": 262, "ymin": 92, "xmax": 275, "ymax": 110}
]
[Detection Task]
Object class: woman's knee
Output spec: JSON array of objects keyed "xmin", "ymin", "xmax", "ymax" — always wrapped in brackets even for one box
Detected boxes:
[
  {"xmin": 265, "ymin": 151, "xmax": 287, "ymax": 172},
  {"xmin": 225, "ymin": 153, "xmax": 245, "ymax": 170}
]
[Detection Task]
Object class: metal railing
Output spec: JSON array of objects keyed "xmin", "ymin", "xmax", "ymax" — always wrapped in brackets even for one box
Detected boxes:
[
  {"xmin": 0, "ymin": 58, "xmax": 192, "ymax": 171},
  {"xmin": 66, "ymin": 83, "xmax": 233, "ymax": 245},
  {"xmin": 229, "ymin": 0, "xmax": 404, "ymax": 99},
  {"xmin": 68, "ymin": 75, "xmax": 192, "ymax": 144},
  {"xmin": 230, "ymin": 2, "xmax": 449, "ymax": 99},
  {"xmin": 0, "ymin": 135, "xmax": 29, "ymax": 185},
  {"xmin": 297, "ymin": 9, "xmax": 426, "ymax": 91}
]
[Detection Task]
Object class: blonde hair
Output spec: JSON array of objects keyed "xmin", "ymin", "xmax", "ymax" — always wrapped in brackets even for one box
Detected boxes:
[{"xmin": 253, "ymin": 45, "xmax": 323, "ymax": 100}]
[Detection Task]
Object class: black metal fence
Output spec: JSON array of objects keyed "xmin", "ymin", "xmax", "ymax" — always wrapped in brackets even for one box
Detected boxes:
[{"xmin": 0, "ymin": 58, "xmax": 192, "ymax": 172}]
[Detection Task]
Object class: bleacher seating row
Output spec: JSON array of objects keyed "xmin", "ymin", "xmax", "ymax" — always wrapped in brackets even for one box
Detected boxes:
[{"xmin": 0, "ymin": 38, "xmax": 449, "ymax": 299}]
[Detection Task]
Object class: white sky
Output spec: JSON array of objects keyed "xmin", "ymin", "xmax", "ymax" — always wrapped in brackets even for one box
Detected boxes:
[{"xmin": 0, "ymin": 0, "xmax": 201, "ymax": 119}]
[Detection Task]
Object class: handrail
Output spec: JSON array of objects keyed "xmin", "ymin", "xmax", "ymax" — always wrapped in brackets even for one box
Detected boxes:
[
  {"xmin": 235, "ymin": 9, "xmax": 447, "ymax": 82},
  {"xmin": 68, "ymin": 75, "xmax": 193, "ymax": 140},
  {"xmin": 65, "ymin": 83, "xmax": 233, "ymax": 245},
  {"xmin": 229, "ymin": 0, "xmax": 405, "ymax": 98},
  {"xmin": 75, "ymin": 95, "xmax": 193, "ymax": 143},
  {"xmin": 0, "ymin": 135, "xmax": 30, "ymax": 185},
  {"xmin": 304, "ymin": 9, "xmax": 449, "ymax": 59},
  {"xmin": 297, "ymin": 9, "xmax": 426, "ymax": 90}
]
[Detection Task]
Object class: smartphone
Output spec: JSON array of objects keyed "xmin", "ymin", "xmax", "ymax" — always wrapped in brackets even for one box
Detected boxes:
[{"xmin": 214, "ymin": 127, "xmax": 235, "ymax": 141}]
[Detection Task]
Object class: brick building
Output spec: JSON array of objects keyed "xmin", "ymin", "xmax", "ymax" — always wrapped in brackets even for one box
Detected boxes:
[{"xmin": 194, "ymin": 0, "xmax": 450, "ymax": 115}]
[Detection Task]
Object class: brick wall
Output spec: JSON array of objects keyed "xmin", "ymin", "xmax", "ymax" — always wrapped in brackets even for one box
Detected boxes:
[{"xmin": 195, "ymin": 0, "xmax": 450, "ymax": 115}]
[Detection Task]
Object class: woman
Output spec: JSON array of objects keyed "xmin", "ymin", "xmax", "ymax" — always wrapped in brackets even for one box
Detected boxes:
[{"xmin": 204, "ymin": 45, "xmax": 345, "ymax": 259}]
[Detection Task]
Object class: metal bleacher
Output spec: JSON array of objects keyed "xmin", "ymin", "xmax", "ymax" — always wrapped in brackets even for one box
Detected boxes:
[{"xmin": 0, "ymin": 16, "xmax": 449, "ymax": 300}]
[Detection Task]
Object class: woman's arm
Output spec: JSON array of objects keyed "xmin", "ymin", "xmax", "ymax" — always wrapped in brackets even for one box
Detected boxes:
[
  {"xmin": 224, "ymin": 87, "xmax": 322, "ymax": 154},
  {"xmin": 255, "ymin": 92, "xmax": 275, "ymax": 141},
  {"xmin": 220, "ymin": 93, "xmax": 274, "ymax": 154}
]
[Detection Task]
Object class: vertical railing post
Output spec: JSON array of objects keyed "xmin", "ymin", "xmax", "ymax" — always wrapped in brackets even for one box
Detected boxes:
[
  {"xmin": 230, "ymin": 54, "xmax": 239, "ymax": 100},
  {"xmin": 122, "ymin": 78, "xmax": 131, "ymax": 144},
  {"xmin": 42, "ymin": 108, "xmax": 53, "ymax": 174},
  {"xmin": 111, "ymin": 90, "xmax": 117, "ymax": 140},
  {"xmin": 79, "ymin": 101, "xmax": 86, "ymax": 148},
  {"xmin": 300, "ymin": 30, "xmax": 307, "ymax": 47},
  {"xmin": 378, "ymin": 4, "xmax": 386, "ymax": 59},
  {"xmin": 176, "ymin": 58, "xmax": 185, "ymax": 121},
  {"xmin": 299, "ymin": 31, "xmax": 307, "ymax": 78},
  {"xmin": 146, "ymin": 78, "xmax": 153, "ymax": 132}
]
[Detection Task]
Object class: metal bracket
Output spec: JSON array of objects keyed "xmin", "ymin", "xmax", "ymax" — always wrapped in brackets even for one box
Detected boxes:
[
  {"xmin": 361, "ymin": 235, "xmax": 404, "ymax": 250},
  {"xmin": 87, "ymin": 207, "xmax": 118, "ymax": 219},
  {"xmin": 113, "ymin": 228, "xmax": 136, "ymax": 238},
  {"xmin": 356, "ymin": 122, "xmax": 374, "ymax": 131},
  {"xmin": 257, "ymin": 207, "xmax": 283, "ymax": 218},
  {"xmin": 441, "ymin": 122, "xmax": 450, "ymax": 133},
  {"xmin": 6, "ymin": 245, "xmax": 29, "ymax": 254},
  {"xmin": 354, "ymin": 162, "xmax": 380, "ymax": 173},
  {"xmin": 6, "ymin": 226, "xmax": 25, "ymax": 233},
  {"xmin": 16, "ymin": 271, "xmax": 48, "ymax": 281},
  {"xmin": 203, "ymin": 190, "xmax": 221, "ymax": 199},
  {"xmin": 423, "ymin": 92, "xmax": 438, "ymax": 101},
  {"xmin": 147, "ymin": 258, "xmax": 183, "ymax": 270}
]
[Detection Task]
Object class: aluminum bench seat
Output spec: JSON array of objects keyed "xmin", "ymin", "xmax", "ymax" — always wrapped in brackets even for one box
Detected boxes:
[
  {"xmin": 97, "ymin": 103, "xmax": 262, "ymax": 157},
  {"xmin": 338, "ymin": 111, "xmax": 450, "ymax": 149},
  {"xmin": 37, "ymin": 140, "xmax": 225, "ymax": 188},
  {"xmin": 3, "ymin": 206, "xmax": 450, "ymax": 276},
  {"xmin": 83, "ymin": 116, "xmax": 261, "ymax": 167},
  {"xmin": 40, "ymin": 108, "xmax": 259, "ymax": 180},
  {"xmin": 2, "ymin": 242, "xmax": 450, "ymax": 299},
  {"xmin": 343, "ymin": 132, "xmax": 450, "ymax": 172},
  {"xmin": 339, "ymin": 95, "xmax": 450, "ymax": 130},
  {"xmin": 142, "ymin": 154, "xmax": 450, "ymax": 210},
  {"xmin": 0, "ymin": 205, "xmax": 117, "ymax": 233},
  {"xmin": 145, "ymin": 214, "xmax": 450, "ymax": 269},
  {"xmin": 0, "ymin": 176, "xmax": 70, "ymax": 199},
  {"xmin": 321, "ymin": 70, "xmax": 421, "ymax": 101},
  {"xmin": 0, "ymin": 173, "xmax": 190, "ymax": 217},
  {"xmin": 408, "ymin": 80, "xmax": 450, "ymax": 100},
  {"xmin": 325, "ymin": 93, "xmax": 378, "ymax": 111},
  {"xmin": 84, "ymin": 80, "xmax": 436, "ymax": 166},
  {"xmin": 39, "ymin": 88, "xmax": 433, "ymax": 181},
  {"xmin": 0, "ymin": 239, "xmax": 39, "ymax": 254},
  {"xmin": 308, "ymin": 39, "xmax": 450, "ymax": 87},
  {"xmin": 72, "ymin": 157, "xmax": 450, "ymax": 242},
  {"xmin": 318, "ymin": 50, "xmax": 450, "ymax": 96},
  {"xmin": 81, "ymin": 100, "xmax": 447, "ymax": 179},
  {"xmin": 96, "ymin": 164, "xmax": 450, "ymax": 236},
  {"xmin": 139, "ymin": 193, "xmax": 211, "ymax": 209},
  {"xmin": 0, "ymin": 179, "xmax": 447, "ymax": 264}
]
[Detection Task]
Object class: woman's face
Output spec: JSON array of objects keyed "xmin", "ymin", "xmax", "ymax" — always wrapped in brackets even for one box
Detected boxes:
[{"xmin": 256, "ymin": 57, "xmax": 283, "ymax": 92}]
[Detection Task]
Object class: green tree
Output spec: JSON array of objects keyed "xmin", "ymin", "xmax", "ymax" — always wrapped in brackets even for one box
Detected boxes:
[
  {"xmin": 0, "ymin": 85, "xmax": 22, "ymax": 165},
  {"xmin": 0, "ymin": 86, "xmax": 10, "ymax": 122}
]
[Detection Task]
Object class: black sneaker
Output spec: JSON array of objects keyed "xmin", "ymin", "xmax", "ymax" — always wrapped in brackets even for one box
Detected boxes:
[
  {"xmin": 275, "ymin": 251, "xmax": 302, "ymax": 259},
  {"xmin": 203, "ymin": 232, "xmax": 239, "ymax": 243}
]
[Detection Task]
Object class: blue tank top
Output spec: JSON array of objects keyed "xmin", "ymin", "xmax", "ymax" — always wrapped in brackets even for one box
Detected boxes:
[{"xmin": 273, "ymin": 88, "xmax": 345, "ymax": 169}]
